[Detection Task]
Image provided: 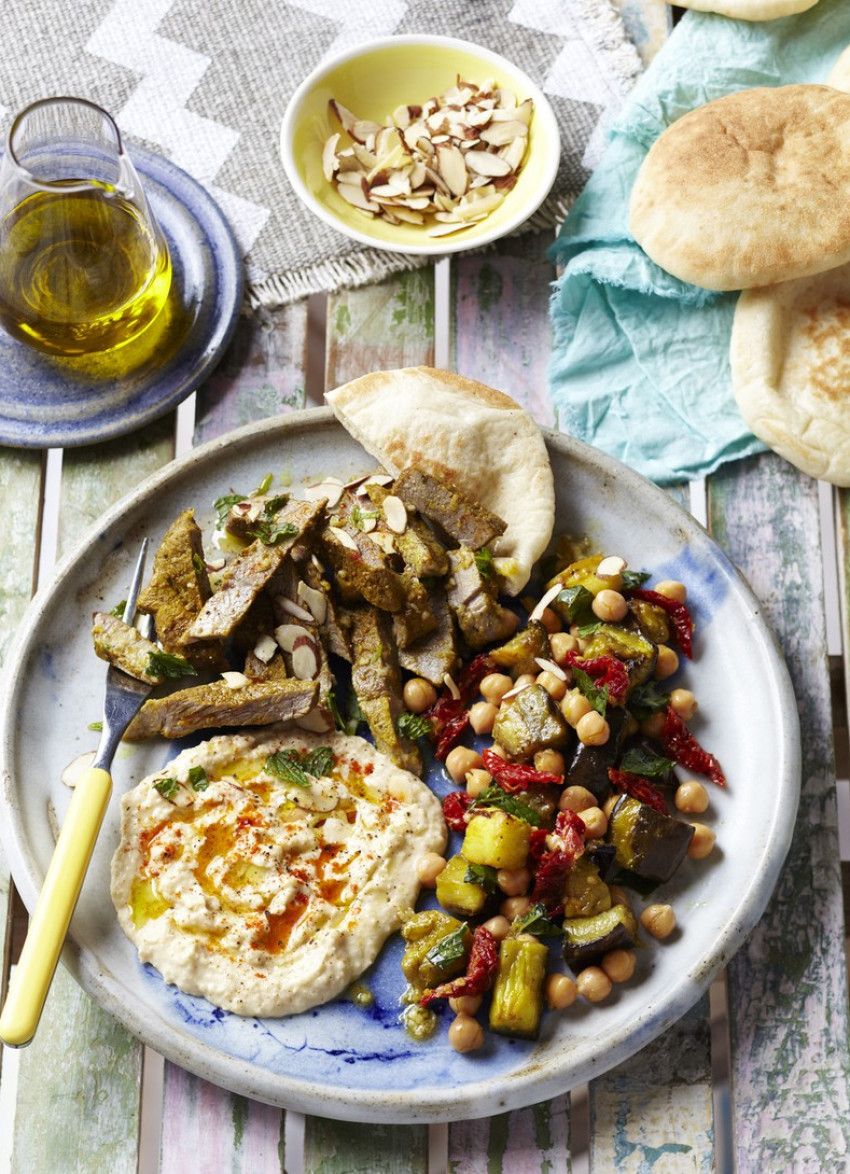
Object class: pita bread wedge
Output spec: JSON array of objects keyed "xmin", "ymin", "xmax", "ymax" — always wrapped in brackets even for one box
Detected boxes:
[
  {"xmin": 828, "ymin": 45, "xmax": 850, "ymax": 93},
  {"xmin": 325, "ymin": 367, "xmax": 555, "ymax": 595},
  {"xmin": 730, "ymin": 262, "xmax": 850, "ymax": 485},
  {"xmin": 630, "ymin": 85, "xmax": 850, "ymax": 291},
  {"xmin": 671, "ymin": 0, "xmax": 818, "ymax": 18}
]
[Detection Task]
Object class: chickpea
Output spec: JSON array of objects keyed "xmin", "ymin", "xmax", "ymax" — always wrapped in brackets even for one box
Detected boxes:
[
  {"xmin": 670, "ymin": 688, "xmax": 698, "ymax": 721},
  {"xmin": 465, "ymin": 768, "xmax": 492, "ymax": 798},
  {"xmin": 497, "ymin": 866, "xmax": 531, "ymax": 897},
  {"xmin": 576, "ymin": 710, "xmax": 610, "ymax": 746},
  {"xmin": 482, "ymin": 914, "xmax": 511, "ymax": 941},
  {"xmin": 655, "ymin": 579, "xmax": 687, "ymax": 604},
  {"xmin": 512, "ymin": 672, "xmax": 537, "ymax": 691},
  {"xmin": 445, "ymin": 746, "xmax": 484, "ymax": 785},
  {"xmin": 592, "ymin": 588, "xmax": 629, "ymax": 623},
  {"xmin": 487, "ymin": 742, "xmax": 508, "ymax": 759},
  {"xmin": 675, "ymin": 779, "xmax": 709, "ymax": 814},
  {"xmin": 579, "ymin": 805, "xmax": 608, "ymax": 839},
  {"xmin": 448, "ymin": 1013, "xmax": 485, "ymax": 1053},
  {"xmin": 468, "ymin": 700, "xmax": 498, "ymax": 735},
  {"xmin": 641, "ymin": 903, "xmax": 676, "ymax": 939},
  {"xmin": 501, "ymin": 895, "xmax": 532, "ymax": 920},
  {"xmin": 654, "ymin": 644, "xmax": 680, "ymax": 680},
  {"xmin": 640, "ymin": 712, "xmax": 667, "ymax": 739},
  {"xmin": 545, "ymin": 972, "xmax": 578, "ymax": 1009},
  {"xmin": 561, "ymin": 688, "xmax": 594, "ymax": 727},
  {"xmin": 549, "ymin": 631, "xmax": 579, "ymax": 665},
  {"xmin": 402, "ymin": 677, "xmax": 437, "ymax": 713},
  {"xmin": 576, "ymin": 966, "xmax": 612, "ymax": 1003},
  {"xmin": 608, "ymin": 884, "xmax": 631, "ymax": 908},
  {"xmin": 537, "ymin": 669, "xmax": 567, "ymax": 701},
  {"xmin": 538, "ymin": 606, "xmax": 562, "ymax": 635},
  {"xmin": 416, "ymin": 852, "xmax": 446, "ymax": 887},
  {"xmin": 449, "ymin": 994, "xmax": 482, "ymax": 1016},
  {"xmin": 687, "ymin": 822, "xmax": 716, "ymax": 859},
  {"xmin": 602, "ymin": 949, "xmax": 637, "ymax": 983},
  {"xmin": 480, "ymin": 672, "xmax": 514, "ymax": 706},
  {"xmin": 602, "ymin": 793, "xmax": 620, "ymax": 818},
  {"xmin": 559, "ymin": 784, "xmax": 597, "ymax": 813},
  {"xmin": 534, "ymin": 748, "xmax": 565, "ymax": 776}
]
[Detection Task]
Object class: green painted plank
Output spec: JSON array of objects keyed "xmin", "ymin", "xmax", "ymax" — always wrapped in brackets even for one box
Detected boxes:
[
  {"xmin": 709, "ymin": 453, "xmax": 850, "ymax": 1170},
  {"xmin": 304, "ymin": 1119, "xmax": 428, "ymax": 1174},
  {"xmin": 324, "ymin": 268, "xmax": 434, "ymax": 388},
  {"xmin": 448, "ymin": 1095, "xmax": 570, "ymax": 1174},
  {"xmin": 589, "ymin": 998, "xmax": 714, "ymax": 1174}
]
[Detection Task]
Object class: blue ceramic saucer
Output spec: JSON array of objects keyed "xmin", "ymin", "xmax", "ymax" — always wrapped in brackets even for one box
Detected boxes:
[{"xmin": 0, "ymin": 146, "xmax": 243, "ymax": 448}]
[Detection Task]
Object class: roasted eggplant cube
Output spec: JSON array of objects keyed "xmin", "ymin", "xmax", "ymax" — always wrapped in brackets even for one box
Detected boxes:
[
  {"xmin": 489, "ymin": 620, "xmax": 550, "ymax": 677},
  {"xmin": 582, "ymin": 624, "xmax": 657, "ymax": 691},
  {"xmin": 462, "ymin": 810, "xmax": 531, "ymax": 871},
  {"xmin": 566, "ymin": 705, "xmax": 629, "ymax": 802},
  {"xmin": 489, "ymin": 936, "xmax": 549, "ymax": 1039},
  {"xmin": 493, "ymin": 683, "xmax": 571, "ymax": 760},
  {"xmin": 547, "ymin": 555, "xmax": 623, "ymax": 625},
  {"xmin": 627, "ymin": 597, "xmax": 671, "ymax": 645},
  {"xmin": 607, "ymin": 795, "xmax": 695, "ymax": 883},
  {"xmin": 435, "ymin": 854, "xmax": 491, "ymax": 919},
  {"xmin": 563, "ymin": 854, "xmax": 613, "ymax": 919},
  {"xmin": 562, "ymin": 904, "xmax": 639, "ymax": 970},
  {"xmin": 401, "ymin": 910, "xmax": 471, "ymax": 991}
]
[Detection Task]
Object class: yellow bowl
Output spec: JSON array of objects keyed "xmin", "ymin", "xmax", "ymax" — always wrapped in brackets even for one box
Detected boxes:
[{"xmin": 280, "ymin": 36, "xmax": 561, "ymax": 255}]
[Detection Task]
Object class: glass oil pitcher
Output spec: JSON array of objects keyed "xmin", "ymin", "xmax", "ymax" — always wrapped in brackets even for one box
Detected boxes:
[{"xmin": 0, "ymin": 97, "xmax": 172, "ymax": 356}]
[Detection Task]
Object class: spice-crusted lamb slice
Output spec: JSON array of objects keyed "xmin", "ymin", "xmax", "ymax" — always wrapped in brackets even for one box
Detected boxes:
[
  {"xmin": 320, "ymin": 519, "xmax": 407, "ymax": 612},
  {"xmin": 91, "ymin": 612, "xmax": 192, "ymax": 685},
  {"xmin": 392, "ymin": 466, "xmax": 506, "ymax": 550},
  {"xmin": 136, "ymin": 509, "xmax": 227, "ymax": 671},
  {"xmin": 349, "ymin": 604, "xmax": 421, "ymax": 775},
  {"xmin": 445, "ymin": 546, "xmax": 518, "ymax": 650},
  {"xmin": 187, "ymin": 498, "xmax": 326, "ymax": 641},
  {"xmin": 398, "ymin": 582, "xmax": 460, "ymax": 686},
  {"xmin": 123, "ymin": 677, "xmax": 318, "ymax": 741},
  {"xmin": 365, "ymin": 481, "xmax": 449, "ymax": 578},
  {"xmin": 393, "ymin": 569, "xmax": 438, "ymax": 649}
]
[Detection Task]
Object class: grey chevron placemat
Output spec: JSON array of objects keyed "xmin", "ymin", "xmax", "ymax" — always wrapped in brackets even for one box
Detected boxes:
[{"xmin": 0, "ymin": 0, "xmax": 643, "ymax": 306}]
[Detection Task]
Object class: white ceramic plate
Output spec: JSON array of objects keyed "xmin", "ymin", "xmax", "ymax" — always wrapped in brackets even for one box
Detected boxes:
[{"xmin": 0, "ymin": 410, "xmax": 800, "ymax": 1123}]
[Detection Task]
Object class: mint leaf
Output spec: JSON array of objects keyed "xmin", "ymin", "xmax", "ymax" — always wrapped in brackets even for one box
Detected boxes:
[
  {"xmin": 556, "ymin": 584, "xmax": 596, "ymax": 626},
  {"xmin": 154, "ymin": 777, "xmax": 179, "ymax": 799},
  {"xmin": 397, "ymin": 712, "xmax": 434, "ymax": 740},
  {"xmin": 147, "ymin": 650, "xmax": 198, "ymax": 680},
  {"xmin": 619, "ymin": 747, "xmax": 674, "ymax": 779},
  {"xmin": 424, "ymin": 924, "xmax": 469, "ymax": 970},
  {"xmin": 471, "ymin": 786, "xmax": 543, "ymax": 827},
  {"xmin": 188, "ymin": 765, "xmax": 209, "ymax": 791}
]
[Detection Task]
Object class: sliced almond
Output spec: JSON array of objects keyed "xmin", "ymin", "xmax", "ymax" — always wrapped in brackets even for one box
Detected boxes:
[
  {"xmin": 465, "ymin": 151, "xmax": 513, "ymax": 178},
  {"xmin": 328, "ymin": 525, "xmax": 358, "ymax": 550},
  {"xmin": 221, "ymin": 671, "xmax": 249, "ymax": 690},
  {"xmin": 274, "ymin": 622, "xmax": 311, "ymax": 653},
  {"xmin": 597, "ymin": 555, "xmax": 627, "ymax": 578},
  {"xmin": 480, "ymin": 120, "xmax": 528, "ymax": 147},
  {"xmin": 382, "ymin": 494, "xmax": 408, "ymax": 534},
  {"xmin": 303, "ymin": 478, "xmax": 344, "ymax": 507},
  {"xmin": 427, "ymin": 220, "xmax": 471, "ymax": 237},
  {"xmin": 62, "ymin": 750, "xmax": 97, "ymax": 788},
  {"xmin": 437, "ymin": 144, "xmax": 468, "ymax": 197},
  {"xmin": 365, "ymin": 530, "xmax": 396, "ymax": 555},
  {"xmin": 291, "ymin": 634, "xmax": 321, "ymax": 681},
  {"xmin": 337, "ymin": 183, "xmax": 381, "ymax": 212},
  {"xmin": 253, "ymin": 634, "xmax": 278, "ymax": 663},
  {"xmin": 322, "ymin": 133, "xmax": 340, "ymax": 182},
  {"xmin": 534, "ymin": 657, "xmax": 568, "ymax": 682},
  {"xmin": 277, "ymin": 596, "xmax": 315, "ymax": 624},
  {"xmin": 296, "ymin": 581, "xmax": 328, "ymax": 624}
]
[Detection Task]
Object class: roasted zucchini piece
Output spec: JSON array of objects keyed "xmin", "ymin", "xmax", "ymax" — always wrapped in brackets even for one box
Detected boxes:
[
  {"xmin": 489, "ymin": 936, "xmax": 549, "ymax": 1039},
  {"xmin": 562, "ymin": 903, "xmax": 639, "ymax": 969},
  {"xmin": 627, "ymin": 597, "xmax": 671, "ymax": 645},
  {"xmin": 400, "ymin": 910, "xmax": 471, "ymax": 992},
  {"xmin": 607, "ymin": 795, "xmax": 695, "ymax": 883},
  {"xmin": 566, "ymin": 706, "xmax": 629, "ymax": 802},
  {"xmin": 546, "ymin": 555, "xmax": 623, "ymax": 625},
  {"xmin": 493, "ymin": 683, "xmax": 571, "ymax": 760},
  {"xmin": 462, "ymin": 809, "xmax": 531, "ymax": 870},
  {"xmin": 563, "ymin": 854, "xmax": 612, "ymax": 919},
  {"xmin": 489, "ymin": 620, "xmax": 550, "ymax": 677},
  {"xmin": 582, "ymin": 624, "xmax": 657, "ymax": 691},
  {"xmin": 435, "ymin": 854, "xmax": 491, "ymax": 918}
]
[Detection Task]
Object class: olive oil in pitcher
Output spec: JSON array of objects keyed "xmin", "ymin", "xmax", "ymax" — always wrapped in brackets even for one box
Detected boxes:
[{"xmin": 0, "ymin": 184, "xmax": 172, "ymax": 357}]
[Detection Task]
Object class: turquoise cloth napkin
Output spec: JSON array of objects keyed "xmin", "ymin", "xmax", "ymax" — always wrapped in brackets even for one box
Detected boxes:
[{"xmin": 548, "ymin": 0, "xmax": 850, "ymax": 485}]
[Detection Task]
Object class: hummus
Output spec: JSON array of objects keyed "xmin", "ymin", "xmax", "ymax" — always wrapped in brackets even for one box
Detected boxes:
[{"xmin": 111, "ymin": 728, "xmax": 446, "ymax": 1017}]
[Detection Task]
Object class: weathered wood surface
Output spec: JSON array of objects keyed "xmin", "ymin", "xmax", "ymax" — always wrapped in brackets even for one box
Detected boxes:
[{"xmin": 710, "ymin": 455, "xmax": 850, "ymax": 1172}]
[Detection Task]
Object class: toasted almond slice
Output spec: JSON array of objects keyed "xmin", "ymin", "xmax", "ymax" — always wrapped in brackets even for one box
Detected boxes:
[
  {"xmin": 297, "ymin": 580, "xmax": 328, "ymax": 624},
  {"xmin": 514, "ymin": 98, "xmax": 534, "ymax": 125},
  {"xmin": 500, "ymin": 137, "xmax": 528, "ymax": 172},
  {"xmin": 291, "ymin": 634, "xmax": 321, "ymax": 681},
  {"xmin": 382, "ymin": 494, "xmax": 408, "ymax": 533},
  {"xmin": 322, "ymin": 133, "xmax": 341, "ymax": 182},
  {"xmin": 274, "ymin": 622, "xmax": 311, "ymax": 652},
  {"xmin": 335, "ymin": 170, "xmax": 366, "ymax": 187},
  {"xmin": 62, "ymin": 750, "xmax": 97, "ymax": 788},
  {"xmin": 455, "ymin": 191, "xmax": 505, "ymax": 219},
  {"xmin": 391, "ymin": 206, "xmax": 426, "ymax": 224},
  {"xmin": 464, "ymin": 107, "xmax": 493, "ymax": 128},
  {"xmin": 436, "ymin": 143, "xmax": 469, "ymax": 197},
  {"xmin": 398, "ymin": 196, "xmax": 433, "ymax": 211},
  {"xmin": 329, "ymin": 525, "xmax": 358, "ymax": 550},
  {"xmin": 338, "ymin": 183, "xmax": 381, "ymax": 212},
  {"xmin": 329, "ymin": 99, "xmax": 358, "ymax": 136},
  {"xmin": 409, "ymin": 160, "xmax": 428, "ymax": 188},
  {"xmin": 253, "ymin": 634, "xmax": 278, "ymax": 663},
  {"xmin": 303, "ymin": 478, "xmax": 344, "ymax": 507},
  {"xmin": 434, "ymin": 210, "xmax": 463, "ymax": 223},
  {"xmin": 353, "ymin": 119, "xmax": 383, "ymax": 143},
  {"xmin": 278, "ymin": 596, "xmax": 316, "ymax": 624},
  {"xmin": 480, "ymin": 120, "xmax": 528, "ymax": 147},
  {"xmin": 443, "ymin": 673, "xmax": 461, "ymax": 701},
  {"xmin": 465, "ymin": 151, "xmax": 513, "ymax": 177},
  {"xmin": 427, "ymin": 220, "xmax": 471, "ymax": 237},
  {"xmin": 351, "ymin": 142, "xmax": 379, "ymax": 170},
  {"xmin": 534, "ymin": 656, "xmax": 568, "ymax": 682},
  {"xmin": 495, "ymin": 88, "xmax": 517, "ymax": 109},
  {"xmin": 222, "ymin": 671, "xmax": 249, "ymax": 690},
  {"xmin": 530, "ymin": 582, "xmax": 564, "ymax": 622},
  {"xmin": 365, "ymin": 530, "xmax": 396, "ymax": 555},
  {"xmin": 597, "ymin": 555, "xmax": 627, "ymax": 578}
]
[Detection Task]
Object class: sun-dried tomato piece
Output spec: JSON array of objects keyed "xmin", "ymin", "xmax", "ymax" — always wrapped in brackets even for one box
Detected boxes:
[
  {"xmin": 608, "ymin": 768, "xmax": 668, "ymax": 814},
  {"xmin": 480, "ymin": 747, "xmax": 563, "ymax": 792},
  {"xmin": 419, "ymin": 925, "xmax": 499, "ymax": 1007},
  {"xmin": 426, "ymin": 654, "xmax": 496, "ymax": 759},
  {"xmin": 442, "ymin": 790, "xmax": 474, "ymax": 831},
  {"xmin": 564, "ymin": 651, "xmax": 630, "ymax": 704},
  {"xmin": 659, "ymin": 704, "xmax": 726, "ymax": 788},
  {"xmin": 434, "ymin": 712, "xmax": 470, "ymax": 760},
  {"xmin": 528, "ymin": 808, "xmax": 586, "ymax": 914},
  {"xmin": 628, "ymin": 588, "xmax": 694, "ymax": 659}
]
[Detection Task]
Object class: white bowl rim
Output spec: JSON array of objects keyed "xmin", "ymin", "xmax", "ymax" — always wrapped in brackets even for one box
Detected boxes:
[{"xmin": 280, "ymin": 34, "xmax": 562, "ymax": 256}]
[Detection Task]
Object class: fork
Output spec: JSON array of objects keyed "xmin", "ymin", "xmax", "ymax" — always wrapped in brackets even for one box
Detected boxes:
[{"xmin": 0, "ymin": 540, "xmax": 152, "ymax": 1047}]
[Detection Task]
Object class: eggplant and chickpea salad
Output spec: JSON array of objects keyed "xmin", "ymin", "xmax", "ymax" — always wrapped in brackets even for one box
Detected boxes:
[{"xmin": 91, "ymin": 463, "xmax": 723, "ymax": 1052}]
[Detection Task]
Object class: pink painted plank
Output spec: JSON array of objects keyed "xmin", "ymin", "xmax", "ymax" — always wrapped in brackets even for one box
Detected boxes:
[{"xmin": 448, "ymin": 1095, "xmax": 570, "ymax": 1174}]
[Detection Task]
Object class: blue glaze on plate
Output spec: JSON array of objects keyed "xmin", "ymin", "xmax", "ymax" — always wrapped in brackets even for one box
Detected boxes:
[{"xmin": 0, "ymin": 146, "xmax": 243, "ymax": 448}]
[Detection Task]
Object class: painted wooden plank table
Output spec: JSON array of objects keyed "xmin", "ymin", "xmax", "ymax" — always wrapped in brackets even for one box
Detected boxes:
[{"xmin": 2, "ymin": 11, "xmax": 850, "ymax": 1174}]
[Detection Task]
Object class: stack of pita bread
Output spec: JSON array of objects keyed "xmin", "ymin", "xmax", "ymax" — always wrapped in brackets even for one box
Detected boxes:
[
  {"xmin": 326, "ymin": 366, "xmax": 555, "ymax": 595},
  {"xmin": 629, "ymin": 57, "xmax": 850, "ymax": 484}
]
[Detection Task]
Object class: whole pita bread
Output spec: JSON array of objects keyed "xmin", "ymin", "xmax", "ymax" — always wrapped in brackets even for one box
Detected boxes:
[
  {"xmin": 325, "ymin": 367, "xmax": 555, "ymax": 595},
  {"xmin": 670, "ymin": 0, "xmax": 818, "ymax": 18},
  {"xmin": 730, "ymin": 262, "xmax": 850, "ymax": 485},
  {"xmin": 630, "ymin": 85, "xmax": 850, "ymax": 291}
]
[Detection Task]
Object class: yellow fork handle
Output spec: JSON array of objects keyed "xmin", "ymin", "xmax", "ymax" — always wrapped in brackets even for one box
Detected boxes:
[{"xmin": 0, "ymin": 767, "xmax": 112, "ymax": 1048}]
